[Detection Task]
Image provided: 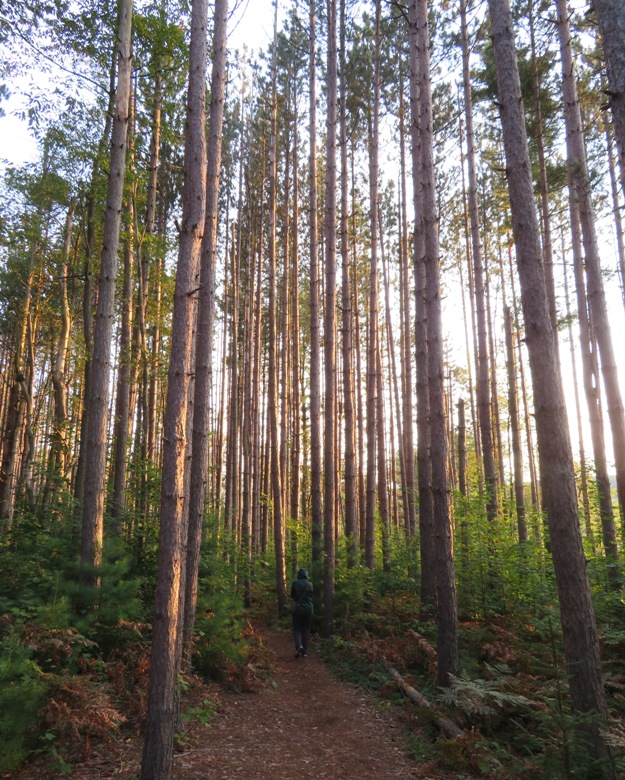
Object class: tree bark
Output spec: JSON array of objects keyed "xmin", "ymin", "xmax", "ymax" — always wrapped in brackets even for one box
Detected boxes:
[
  {"xmin": 183, "ymin": 0, "xmax": 229, "ymax": 660},
  {"xmin": 309, "ymin": 0, "xmax": 322, "ymax": 566},
  {"xmin": 414, "ymin": 0, "xmax": 458, "ymax": 686},
  {"xmin": 592, "ymin": 0, "xmax": 625, "ymax": 195},
  {"xmin": 339, "ymin": 0, "xmax": 357, "ymax": 566},
  {"xmin": 322, "ymin": 0, "xmax": 338, "ymax": 634},
  {"xmin": 140, "ymin": 0, "xmax": 208, "ymax": 774},
  {"xmin": 487, "ymin": 0, "xmax": 612, "ymax": 765},
  {"xmin": 556, "ymin": 0, "xmax": 625, "ymax": 533},
  {"xmin": 504, "ymin": 305, "xmax": 527, "ymax": 543},
  {"xmin": 80, "ymin": 0, "xmax": 133, "ymax": 575}
]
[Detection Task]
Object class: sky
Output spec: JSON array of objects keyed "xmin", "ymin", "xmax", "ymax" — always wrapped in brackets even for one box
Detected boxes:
[{"xmin": 0, "ymin": 0, "xmax": 276, "ymax": 170}]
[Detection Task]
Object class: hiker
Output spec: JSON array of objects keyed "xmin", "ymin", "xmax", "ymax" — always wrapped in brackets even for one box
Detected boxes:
[{"xmin": 291, "ymin": 567, "xmax": 313, "ymax": 658}]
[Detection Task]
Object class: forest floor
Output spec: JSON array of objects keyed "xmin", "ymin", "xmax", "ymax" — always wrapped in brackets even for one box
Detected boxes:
[{"xmin": 9, "ymin": 622, "xmax": 454, "ymax": 779}]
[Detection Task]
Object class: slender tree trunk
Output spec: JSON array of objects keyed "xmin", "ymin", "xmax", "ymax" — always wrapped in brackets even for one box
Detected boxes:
[
  {"xmin": 556, "ymin": 0, "xmax": 625, "ymax": 531},
  {"xmin": 140, "ymin": 0, "xmax": 208, "ymax": 774},
  {"xmin": 340, "ymin": 0, "xmax": 357, "ymax": 565},
  {"xmin": 110, "ymin": 185, "xmax": 134, "ymax": 532},
  {"xmin": 460, "ymin": 0, "xmax": 498, "ymax": 535},
  {"xmin": 268, "ymin": 0, "xmax": 287, "ymax": 611},
  {"xmin": 605, "ymin": 120, "xmax": 625, "ymax": 312},
  {"xmin": 592, "ymin": 0, "xmax": 625, "ymax": 194},
  {"xmin": 529, "ymin": 0, "xmax": 558, "ymax": 334},
  {"xmin": 504, "ymin": 305, "xmax": 527, "ymax": 543},
  {"xmin": 74, "ymin": 52, "xmax": 116, "ymax": 508},
  {"xmin": 409, "ymin": 0, "xmax": 435, "ymax": 618},
  {"xmin": 562, "ymin": 244, "xmax": 593, "ymax": 545},
  {"xmin": 290, "ymin": 103, "xmax": 301, "ymax": 550},
  {"xmin": 80, "ymin": 0, "xmax": 133, "ymax": 574},
  {"xmin": 399, "ymin": 84, "xmax": 416, "ymax": 536},
  {"xmin": 414, "ymin": 0, "xmax": 458, "ymax": 684},
  {"xmin": 322, "ymin": 0, "xmax": 338, "ymax": 634},
  {"xmin": 570, "ymin": 199, "xmax": 619, "ymax": 580},
  {"xmin": 488, "ymin": 0, "xmax": 613, "ymax": 765},
  {"xmin": 183, "ymin": 0, "xmax": 228, "ymax": 659},
  {"xmin": 50, "ymin": 208, "xmax": 73, "ymax": 482},
  {"xmin": 146, "ymin": 71, "xmax": 163, "ymax": 466},
  {"xmin": 309, "ymin": 0, "xmax": 322, "ymax": 565}
]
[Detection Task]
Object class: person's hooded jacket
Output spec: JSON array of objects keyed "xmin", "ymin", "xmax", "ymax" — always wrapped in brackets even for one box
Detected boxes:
[{"xmin": 290, "ymin": 568, "xmax": 313, "ymax": 615}]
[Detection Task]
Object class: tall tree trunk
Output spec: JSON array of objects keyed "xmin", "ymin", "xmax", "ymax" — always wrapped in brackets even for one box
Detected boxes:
[
  {"xmin": 322, "ymin": 0, "xmax": 338, "ymax": 634},
  {"xmin": 339, "ymin": 0, "xmax": 357, "ymax": 564},
  {"xmin": 309, "ymin": 0, "xmax": 322, "ymax": 565},
  {"xmin": 605, "ymin": 120, "xmax": 625, "ymax": 312},
  {"xmin": 414, "ymin": 0, "xmax": 458, "ymax": 685},
  {"xmin": 592, "ymin": 0, "xmax": 625, "ymax": 195},
  {"xmin": 110, "ymin": 84, "xmax": 136, "ymax": 533},
  {"xmin": 110, "ymin": 186, "xmax": 134, "ymax": 532},
  {"xmin": 562, "ymin": 245, "xmax": 593, "ymax": 545},
  {"xmin": 570, "ymin": 199, "xmax": 619, "ymax": 581},
  {"xmin": 50, "ymin": 208, "xmax": 74, "ymax": 483},
  {"xmin": 556, "ymin": 0, "xmax": 625, "ymax": 531},
  {"xmin": 290, "ymin": 103, "xmax": 302, "ymax": 553},
  {"xmin": 399, "ymin": 83, "xmax": 417, "ymax": 537},
  {"xmin": 268, "ymin": 0, "xmax": 287, "ymax": 611},
  {"xmin": 140, "ymin": 0, "xmax": 208, "ymax": 773},
  {"xmin": 504, "ymin": 305, "xmax": 527, "ymax": 543},
  {"xmin": 487, "ymin": 0, "xmax": 613, "ymax": 765},
  {"xmin": 74, "ymin": 52, "xmax": 116, "ymax": 508},
  {"xmin": 182, "ymin": 0, "xmax": 229, "ymax": 659},
  {"xmin": 146, "ymin": 71, "xmax": 163, "ymax": 465},
  {"xmin": 408, "ymin": 0, "xmax": 435, "ymax": 619},
  {"xmin": 460, "ymin": 0, "xmax": 498, "ymax": 536},
  {"xmin": 80, "ymin": 0, "xmax": 133, "ymax": 575}
]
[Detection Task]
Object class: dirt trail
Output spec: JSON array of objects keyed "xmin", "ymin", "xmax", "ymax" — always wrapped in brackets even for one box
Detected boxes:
[
  {"xmin": 13, "ymin": 623, "xmax": 437, "ymax": 779},
  {"xmin": 189, "ymin": 624, "xmax": 420, "ymax": 780}
]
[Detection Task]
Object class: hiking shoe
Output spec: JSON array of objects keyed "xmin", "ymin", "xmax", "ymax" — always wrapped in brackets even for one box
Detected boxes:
[
  {"xmin": 302, "ymin": 653, "xmax": 308, "ymax": 658},
  {"xmin": 295, "ymin": 646, "xmax": 304, "ymax": 658}
]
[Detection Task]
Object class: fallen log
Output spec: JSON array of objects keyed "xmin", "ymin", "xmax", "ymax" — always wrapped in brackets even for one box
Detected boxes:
[{"xmin": 387, "ymin": 667, "xmax": 463, "ymax": 740}]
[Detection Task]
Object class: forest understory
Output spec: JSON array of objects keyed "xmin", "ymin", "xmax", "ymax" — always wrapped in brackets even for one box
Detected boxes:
[{"xmin": 3, "ymin": 567, "xmax": 625, "ymax": 780}]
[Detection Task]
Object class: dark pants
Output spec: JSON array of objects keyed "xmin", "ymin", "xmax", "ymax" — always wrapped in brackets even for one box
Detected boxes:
[{"xmin": 292, "ymin": 612, "xmax": 312, "ymax": 654}]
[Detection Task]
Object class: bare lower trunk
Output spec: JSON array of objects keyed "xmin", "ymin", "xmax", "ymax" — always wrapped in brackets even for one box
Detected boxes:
[
  {"xmin": 183, "ymin": 0, "xmax": 229, "ymax": 659},
  {"xmin": 80, "ymin": 0, "xmax": 133, "ymax": 574},
  {"xmin": 140, "ymin": 0, "xmax": 208, "ymax": 775},
  {"xmin": 414, "ymin": 0, "xmax": 458, "ymax": 684},
  {"xmin": 488, "ymin": 0, "xmax": 612, "ymax": 766}
]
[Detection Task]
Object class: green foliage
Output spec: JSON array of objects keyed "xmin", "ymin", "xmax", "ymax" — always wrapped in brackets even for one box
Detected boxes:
[
  {"xmin": 0, "ymin": 626, "xmax": 47, "ymax": 771},
  {"xmin": 191, "ymin": 536, "xmax": 253, "ymax": 682}
]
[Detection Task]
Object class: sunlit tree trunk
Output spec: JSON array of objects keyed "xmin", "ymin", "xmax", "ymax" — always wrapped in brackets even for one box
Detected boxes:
[
  {"xmin": 74, "ymin": 53, "xmax": 116, "ymax": 508},
  {"xmin": 183, "ymin": 0, "xmax": 228, "ymax": 659},
  {"xmin": 605, "ymin": 121, "xmax": 625, "ymax": 312},
  {"xmin": 268, "ymin": 0, "xmax": 287, "ymax": 611},
  {"xmin": 110, "ymin": 85, "xmax": 135, "ymax": 533},
  {"xmin": 139, "ymin": 0, "xmax": 208, "ymax": 773},
  {"xmin": 562, "ymin": 246, "xmax": 593, "ymax": 546},
  {"xmin": 49, "ymin": 208, "xmax": 74, "ymax": 484},
  {"xmin": 556, "ymin": 0, "xmax": 625, "ymax": 531},
  {"xmin": 488, "ymin": 0, "xmax": 613, "ymax": 764},
  {"xmin": 80, "ymin": 0, "xmax": 133, "ymax": 575},
  {"xmin": 593, "ymin": 0, "xmax": 625, "ymax": 194}
]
